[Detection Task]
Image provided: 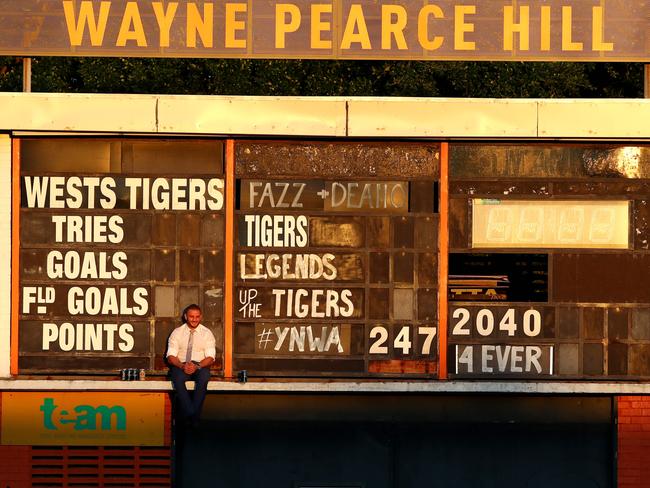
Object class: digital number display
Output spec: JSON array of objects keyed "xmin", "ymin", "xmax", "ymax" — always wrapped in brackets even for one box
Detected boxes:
[{"xmin": 472, "ymin": 200, "xmax": 629, "ymax": 249}]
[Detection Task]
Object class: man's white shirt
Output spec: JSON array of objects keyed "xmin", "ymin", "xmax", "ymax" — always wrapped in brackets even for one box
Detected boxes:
[{"xmin": 166, "ymin": 323, "xmax": 216, "ymax": 362}]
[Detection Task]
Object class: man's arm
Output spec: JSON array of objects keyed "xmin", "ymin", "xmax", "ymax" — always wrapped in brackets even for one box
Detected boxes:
[
  {"xmin": 167, "ymin": 355, "xmax": 184, "ymax": 369},
  {"xmin": 196, "ymin": 356, "xmax": 215, "ymax": 369},
  {"xmin": 166, "ymin": 330, "xmax": 186, "ymax": 370}
]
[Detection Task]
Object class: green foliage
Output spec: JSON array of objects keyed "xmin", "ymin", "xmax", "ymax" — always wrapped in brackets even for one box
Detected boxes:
[{"xmin": 0, "ymin": 56, "xmax": 644, "ymax": 97}]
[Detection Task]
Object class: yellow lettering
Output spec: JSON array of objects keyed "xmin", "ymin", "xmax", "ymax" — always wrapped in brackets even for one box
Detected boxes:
[
  {"xmin": 417, "ymin": 5, "xmax": 444, "ymax": 51},
  {"xmin": 187, "ymin": 3, "xmax": 214, "ymax": 48},
  {"xmin": 454, "ymin": 5, "xmax": 475, "ymax": 51},
  {"xmin": 540, "ymin": 5, "xmax": 551, "ymax": 51},
  {"xmin": 116, "ymin": 2, "xmax": 147, "ymax": 47},
  {"xmin": 63, "ymin": 1, "xmax": 111, "ymax": 47},
  {"xmin": 592, "ymin": 6, "xmax": 614, "ymax": 52},
  {"xmin": 152, "ymin": 2, "xmax": 178, "ymax": 48},
  {"xmin": 562, "ymin": 6, "xmax": 582, "ymax": 51},
  {"xmin": 503, "ymin": 6, "xmax": 529, "ymax": 51},
  {"xmin": 276, "ymin": 4, "xmax": 301, "ymax": 49},
  {"xmin": 381, "ymin": 5, "xmax": 407, "ymax": 50},
  {"xmin": 341, "ymin": 5, "xmax": 371, "ymax": 50},
  {"xmin": 311, "ymin": 4, "xmax": 332, "ymax": 49},
  {"xmin": 225, "ymin": 3, "xmax": 247, "ymax": 48}
]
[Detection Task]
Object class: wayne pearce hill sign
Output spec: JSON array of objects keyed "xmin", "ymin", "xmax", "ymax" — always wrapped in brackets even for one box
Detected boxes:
[{"xmin": 0, "ymin": 0, "xmax": 648, "ymax": 61}]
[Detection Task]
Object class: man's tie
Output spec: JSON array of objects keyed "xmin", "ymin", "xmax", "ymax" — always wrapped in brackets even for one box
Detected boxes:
[{"xmin": 184, "ymin": 330, "xmax": 195, "ymax": 363}]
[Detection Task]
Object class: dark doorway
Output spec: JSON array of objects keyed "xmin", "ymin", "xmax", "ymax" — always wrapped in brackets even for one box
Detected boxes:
[{"xmin": 176, "ymin": 394, "xmax": 613, "ymax": 488}]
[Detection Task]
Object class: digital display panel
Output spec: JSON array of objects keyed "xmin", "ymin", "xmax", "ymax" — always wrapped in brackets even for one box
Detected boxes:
[{"xmin": 472, "ymin": 200, "xmax": 629, "ymax": 249}]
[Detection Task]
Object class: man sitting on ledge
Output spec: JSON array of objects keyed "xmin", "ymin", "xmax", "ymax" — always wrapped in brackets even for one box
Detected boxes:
[{"xmin": 166, "ymin": 304, "xmax": 215, "ymax": 428}]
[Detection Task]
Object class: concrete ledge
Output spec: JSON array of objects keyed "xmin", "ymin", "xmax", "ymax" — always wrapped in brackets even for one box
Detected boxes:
[{"xmin": 2, "ymin": 379, "xmax": 650, "ymax": 395}]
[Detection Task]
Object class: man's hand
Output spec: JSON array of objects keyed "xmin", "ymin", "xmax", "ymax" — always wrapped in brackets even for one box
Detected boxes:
[{"xmin": 183, "ymin": 361, "xmax": 198, "ymax": 375}]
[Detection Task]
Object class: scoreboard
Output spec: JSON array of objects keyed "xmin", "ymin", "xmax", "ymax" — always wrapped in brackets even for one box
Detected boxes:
[{"xmin": 14, "ymin": 139, "xmax": 650, "ymax": 380}]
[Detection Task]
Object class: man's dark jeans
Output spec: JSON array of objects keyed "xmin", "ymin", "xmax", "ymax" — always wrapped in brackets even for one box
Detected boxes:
[{"xmin": 170, "ymin": 366, "xmax": 210, "ymax": 421}]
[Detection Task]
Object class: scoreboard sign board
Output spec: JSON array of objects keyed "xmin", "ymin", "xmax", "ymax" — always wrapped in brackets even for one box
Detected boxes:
[
  {"xmin": 14, "ymin": 139, "xmax": 650, "ymax": 382},
  {"xmin": 233, "ymin": 141, "xmax": 440, "ymax": 377},
  {"xmin": 18, "ymin": 139, "xmax": 226, "ymax": 374},
  {"xmin": 0, "ymin": 1, "xmax": 649, "ymax": 61},
  {"xmin": 449, "ymin": 143, "xmax": 650, "ymax": 380}
]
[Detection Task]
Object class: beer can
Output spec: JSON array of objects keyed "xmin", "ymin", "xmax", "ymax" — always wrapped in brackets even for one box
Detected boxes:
[{"xmin": 139, "ymin": 369, "xmax": 146, "ymax": 381}]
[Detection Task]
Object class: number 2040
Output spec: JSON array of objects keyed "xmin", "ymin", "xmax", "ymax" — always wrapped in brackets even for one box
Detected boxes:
[
  {"xmin": 369, "ymin": 326, "xmax": 437, "ymax": 355},
  {"xmin": 451, "ymin": 308, "xmax": 542, "ymax": 338}
]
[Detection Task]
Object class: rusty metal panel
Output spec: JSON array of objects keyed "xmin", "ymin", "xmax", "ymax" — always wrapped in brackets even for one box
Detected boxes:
[
  {"xmin": 634, "ymin": 200, "xmax": 650, "ymax": 250},
  {"xmin": 451, "ymin": 180, "xmax": 551, "ymax": 196},
  {"xmin": 451, "ymin": 144, "xmax": 650, "ymax": 179},
  {"xmin": 583, "ymin": 308, "xmax": 605, "ymax": 340},
  {"xmin": 449, "ymin": 198, "xmax": 469, "ymax": 250},
  {"xmin": 554, "ymin": 181, "xmax": 650, "ymax": 196},
  {"xmin": 629, "ymin": 344, "xmax": 650, "ymax": 376},
  {"xmin": 609, "ymin": 343, "xmax": 628, "ymax": 376},
  {"xmin": 414, "ymin": 216, "xmax": 438, "ymax": 251},
  {"xmin": 367, "ymin": 217, "xmax": 390, "ymax": 248},
  {"xmin": 608, "ymin": 308, "xmax": 629, "ymax": 340},
  {"xmin": 309, "ymin": 217, "xmax": 366, "ymax": 248},
  {"xmin": 393, "ymin": 252, "xmax": 414, "ymax": 284},
  {"xmin": 236, "ymin": 141, "xmax": 439, "ymax": 178},
  {"xmin": 557, "ymin": 307, "xmax": 580, "ymax": 339},
  {"xmin": 553, "ymin": 254, "xmax": 650, "ymax": 303},
  {"xmin": 583, "ymin": 343, "xmax": 604, "ymax": 376},
  {"xmin": 631, "ymin": 309, "xmax": 650, "ymax": 340}
]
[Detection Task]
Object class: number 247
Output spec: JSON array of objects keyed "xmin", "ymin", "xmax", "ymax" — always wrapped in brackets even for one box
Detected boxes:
[{"xmin": 369, "ymin": 326, "xmax": 437, "ymax": 355}]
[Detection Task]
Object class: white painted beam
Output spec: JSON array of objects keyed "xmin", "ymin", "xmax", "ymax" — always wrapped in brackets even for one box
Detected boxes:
[
  {"xmin": 0, "ymin": 93, "xmax": 157, "ymax": 133},
  {"xmin": 538, "ymin": 99, "xmax": 650, "ymax": 138},
  {"xmin": 157, "ymin": 96, "xmax": 347, "ymax": 136},
  {"xmin": 347, "ymin": 98, "xmax": 539, "ymax": 138}
]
